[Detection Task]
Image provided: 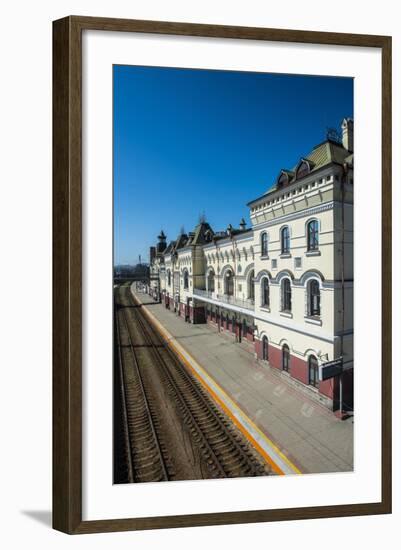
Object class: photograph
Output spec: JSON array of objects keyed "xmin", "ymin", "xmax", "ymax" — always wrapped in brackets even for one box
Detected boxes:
[{"xmin": 112, "ymin": 64, "xmax": 354, "ymax": 484}]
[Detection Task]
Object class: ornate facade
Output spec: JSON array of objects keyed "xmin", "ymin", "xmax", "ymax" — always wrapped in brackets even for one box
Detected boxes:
[{"xmin": 148, "ymin": 119, "xmax": 354, "ymax": 413}]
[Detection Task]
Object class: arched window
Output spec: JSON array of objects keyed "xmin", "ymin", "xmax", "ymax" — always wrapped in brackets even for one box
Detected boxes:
[
  {"xmin": 307, "ymin": 219, "xmax": 319, "ymax": 251},
  {"xmin": 281, "ymin": 278, "xmax": 292, "ymax": 312},
  {"xmin": 262, "ymin": 336, "xmax": 269, "ymax": 360},
  {"xmin": 167, "ymin": 270, "xmax": 171, "ymax": 286},
  {"xmin": 308, "ymin": 280, "xmax": 320, "ymax": 316},
  {"xmin": 183, "ymin": 270, "xmax": 189, "ymax": 289},
  {"xmin": 296, "ymin": 160, "xmax": 310, "ymax": 179},
  {"xmin": 277, "ymin": 172, "xmax": 289, "ymax": 189},
  {"xmin": 261, "ymin": 278, "xmax": 270, "ymax": 307},
  {"xmin": 261, "ymin": 232, "xmax": 268, "ymax": 256},
  {"xmin": 308, "ymin": 355, "xmax": 319, "ymax": 387},
  {"xmin": 247, "ymin": 269, "xmax": 255, "ymax": 301},
  {"xmin": 282, "ymin": 344, "xmax": 290, "ymax": 372},
  {"xmin": 207, "ymin": 270, "xmax": 215, "ymax": 292},
  {"xmin": 281, "ymin": 226, "xmax": 290, "ymax": 254},
  {"xmin": 225, "ymin": 270, "xmax": 234, "ymax": 296}
]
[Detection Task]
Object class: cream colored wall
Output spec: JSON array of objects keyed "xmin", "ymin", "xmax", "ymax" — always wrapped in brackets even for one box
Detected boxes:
[
  {"xmin": 256, "ymin": 317, "xmax": 335, "ymax": 363},
  {"xmin": 333, "ymin": 199, "xmax": 354, "ymax": 281},
  {"xmin": 203, "ymin": 236, "xmax": 255, "ymax": 300},
  {"xmin": 250, "ymin": 172, "xmax": 337, "ymax": 226},
  {"xmin": 173, "ymin": 246, "xmax": 210, "ymax": 301},
  {"xmin": 251, "ymin": 206, "xmax": 336, "ymax": 362},
  {"xmin": 255, "ymin": 280, "xmax": 334, "ymax": 330},
  {"xmin": 192, "ymin": 247, "xmax": 207, "ymax": 291},
  {"xmin": 150, "ymin": 256, "xmax": 163, "ymax": 291},
  {"xmin": 254, "ymin": 207, "xmax": 335, "ymax": 280},
  {"xmin": 163, "ymin": 255, "xmax": 174, "ymax": 295},
  {"xmin": 249, "ymin": 171, "xmax": 353, "ymax": 365},
  {"xmin": 159, "ymin": 268, "xmax": 166, "ymax": 288},
  {"xmin": 255, "ymin": 283, "xmax": 335, "ymax": 359},
  {"xmin": 177, "ymin": 250, "xmax": 193, "ymax": 301}
]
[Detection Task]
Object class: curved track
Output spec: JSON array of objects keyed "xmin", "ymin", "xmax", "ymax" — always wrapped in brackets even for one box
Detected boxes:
[
  {"xmin": 114, "ymin": 283, "xmax": 271, "ymax": 483},
  {"xmin": 115, "ymin": 300, "xmax": 170, "ymax": 482}
]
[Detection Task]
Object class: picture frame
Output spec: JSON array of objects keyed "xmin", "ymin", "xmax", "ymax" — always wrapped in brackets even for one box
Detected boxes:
[{"xmin": 53, "ymin": 15, "xmax": 392, "ymax": 534}]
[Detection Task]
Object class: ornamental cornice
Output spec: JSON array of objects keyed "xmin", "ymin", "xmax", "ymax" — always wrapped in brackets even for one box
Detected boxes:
[{"xmin": 252, "ymin": 201, "xmax": 335, "ymax": 231}]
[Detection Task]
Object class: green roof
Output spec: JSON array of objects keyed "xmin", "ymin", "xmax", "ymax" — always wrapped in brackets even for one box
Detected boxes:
[
  {"xmin": 248, "ymin": 138, "xmax": 353, "ymax": 205},
  {"xmin": 301, "ymin": 139, "xmax": 350, "ymax": 174}
]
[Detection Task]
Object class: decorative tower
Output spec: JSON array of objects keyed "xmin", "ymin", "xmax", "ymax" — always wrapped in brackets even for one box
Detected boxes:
[
  {"xmin": 156, "ymin": 230, "xmax": 167, "ymax": 253},
  {"xmin": 341, "ymin": 118, "xmax": 354, "ymax": 152}
]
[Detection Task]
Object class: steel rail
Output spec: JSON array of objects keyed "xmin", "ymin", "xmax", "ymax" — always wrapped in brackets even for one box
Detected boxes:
[
  {"xmin": 114, "ymin": 306, "xmax": 134, "ymax": 483},
  {"xmin": 128, "ymin": 288, "xmax": 263, "ymax": 477},
  {"xmin": 117, "ymin": 286, "xmax": 170, "ymax": 482}
]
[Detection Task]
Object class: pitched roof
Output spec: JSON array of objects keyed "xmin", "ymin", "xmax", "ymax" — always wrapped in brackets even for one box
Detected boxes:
[
  {"xmin": 174, "ymin": 233, "xmax": 189, "ymax": 251},
  {"xmin": 163, "ymin": 241, "xmax": 176, "ymax": 255},
  {"xmin": 301, "ymin": 139, "xmax": 350, "ymax": 175},
  {"xmin": 211, "ymin": 226, "xmax": 252, "ymax": 242},
  {"xmin": 248, "ymin": 138, "xmax": 353, "ymax": 205},
  {"xmin": 190, "ymin": 222, "xmax": 214, "ymax": 245}
]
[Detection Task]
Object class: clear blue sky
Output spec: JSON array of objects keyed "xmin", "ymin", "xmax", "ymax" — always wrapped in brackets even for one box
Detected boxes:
[{"xmin": 113, "ymin": 65, "xmax": 353, "ymax": 265}]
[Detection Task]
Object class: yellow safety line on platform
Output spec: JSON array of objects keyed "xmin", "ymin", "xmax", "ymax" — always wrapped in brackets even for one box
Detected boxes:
[{"xmin": 134, "ymin": 292, "xmax": 302, "ymax": 476}]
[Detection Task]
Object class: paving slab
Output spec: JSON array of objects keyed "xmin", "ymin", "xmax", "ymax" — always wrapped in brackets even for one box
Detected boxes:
[{"xmin": 132, "ymin": 286, "xmax": 353, "ymax": 475}]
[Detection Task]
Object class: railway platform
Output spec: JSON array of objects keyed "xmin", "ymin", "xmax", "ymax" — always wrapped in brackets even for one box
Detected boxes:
[{"xmin": 132, "ymin": 285, "xmax": 353, "ymax": 475}]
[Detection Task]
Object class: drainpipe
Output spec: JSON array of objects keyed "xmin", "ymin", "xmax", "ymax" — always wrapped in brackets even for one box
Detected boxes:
[
  {"xmin": 229, "ymin": 232, "xmax": 239, "ymax": 337},
  {"xmin": 230, "ymin": 233, "xmax": 237, "ymax": 300},
  {"xmin": 214, "ymin": 240, "xmax": 219, "ymax": 296},
  {"xmin": 211, "ymin": 239, "xmax": 219, "ymax": 331},
  {"xmin": 171, "ymin": 258, "xmax": 174, "ymax": 308},
  {"xmin": 172, "ymin": 253, "xmax": 176, "ymax": 312},
  {"xmin": 338, "ymin": 162, "xmax": 348, "ymax": 415}
]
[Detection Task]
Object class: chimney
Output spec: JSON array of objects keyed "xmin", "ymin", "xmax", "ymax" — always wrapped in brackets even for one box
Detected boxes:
[
  {"xmin": 239, "ymin": 218, "xmax": 246, "ymax": 231},
  {"xmin": 149, "ymin": 246, "xmax": 156, "ymax": 263},
  {"xmin": 341, "ymin": 118, "xmax": 353, "ymax": 152}
]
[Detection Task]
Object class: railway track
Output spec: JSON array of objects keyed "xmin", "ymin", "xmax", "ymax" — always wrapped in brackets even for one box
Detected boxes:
[
  {"xmin": 115, "ymin": 299, "xmax": 171, "ymax": 482},
  {"xmin": 115, "ymin": 284, "xmax": 270, "ymax": 482}
]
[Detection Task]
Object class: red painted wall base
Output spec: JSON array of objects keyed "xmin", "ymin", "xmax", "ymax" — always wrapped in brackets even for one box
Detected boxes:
[{"xmin": 253, "ymin": 339, "xmax": 353, "ymax": 412}]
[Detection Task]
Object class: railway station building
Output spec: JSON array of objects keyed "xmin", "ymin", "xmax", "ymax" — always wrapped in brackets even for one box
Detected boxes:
[{"xmin": 147, "ymin": 118, "xmax": 354, "ymax": 413}]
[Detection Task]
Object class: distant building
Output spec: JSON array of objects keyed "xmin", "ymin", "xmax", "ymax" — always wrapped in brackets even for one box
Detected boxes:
[{"xmin": 148, "ymin": 119, "xmax": 353, "ymax": 413}]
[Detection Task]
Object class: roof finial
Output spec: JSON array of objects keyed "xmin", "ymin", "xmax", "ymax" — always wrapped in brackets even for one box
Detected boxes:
[{"xmin": 325, "ymin": 126, "xmax": 342, "ymax": 144}]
